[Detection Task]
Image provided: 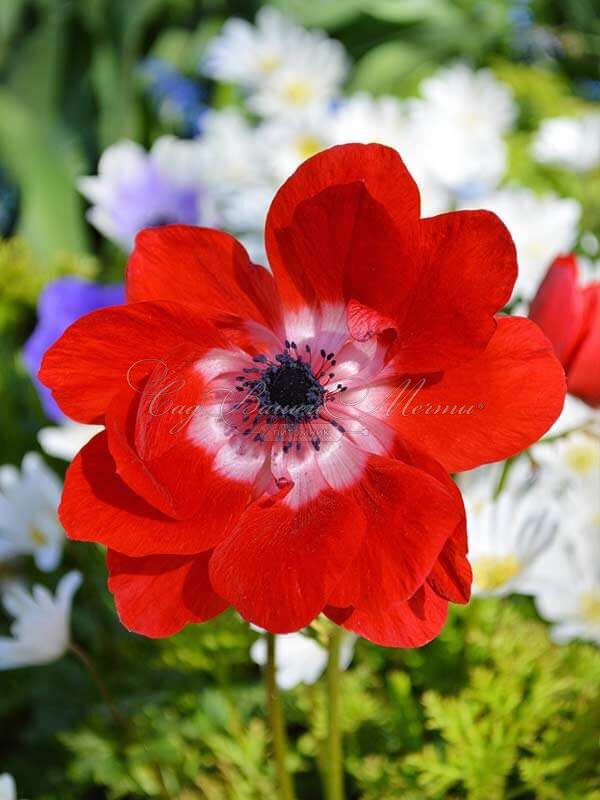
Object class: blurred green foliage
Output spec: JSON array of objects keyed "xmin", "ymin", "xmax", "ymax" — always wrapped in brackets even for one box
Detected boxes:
[{"xmin": 3, "ymin": 571, "xmax": 599, "ymax": 799}]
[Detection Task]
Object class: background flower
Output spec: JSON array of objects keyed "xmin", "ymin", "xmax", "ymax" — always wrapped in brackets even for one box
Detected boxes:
[
  {"xmin": 0, "ymin": 571, "xmax": 82, "ymax": 669},
  {"xmin": 532, "ymin": 113, "xmax": 600, "ymax": 171},
  {"xmin": 531, "ymin": 537, "xmax": 600, "ymax": 645},
  {"xmin": 0, "ymin": 453, "xmax": 63, "ymax": 572},
  {"xmin": 529, "ymin": 254, "xmax": 600, "ymax": 406},
  {"xmin": 250, "ymin": 628, "xmax": 355, "ymax": 689},
  {"xmin": 0, "ymin": 774, "xmax": 20, "ymax": 800},
  {"xmin": 37, "ymin": 422, "xmax": 104, "ymax": 462},
  {"xmin": 78, "ymin": 139, "xmax": 207, "ymax": 250},
  {"xmin": 23, "ymin": 277, "xmax": 124, "ymax": 422}
]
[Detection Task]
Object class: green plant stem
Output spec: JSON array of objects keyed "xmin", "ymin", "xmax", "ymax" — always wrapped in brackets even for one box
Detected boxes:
[
  {"xmin": 70, "ymin": 645, "xmax": 171, "ymax": 799},
  {"xmin": 69, "ymin": 642, "xmax": 125, "ymax": 729},
  {"xmin": 325, "ymin": 627, "xmax": 345, "ymax": 800},
  {"xmin": 265, "ymin": 633, "xmax": 296, "ymax": 800}
]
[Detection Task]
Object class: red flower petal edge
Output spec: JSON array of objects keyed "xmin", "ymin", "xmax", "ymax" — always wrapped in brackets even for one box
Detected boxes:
[{"xmin": 529, "ymin": 253, "xmax": 600, "ymax": 407}]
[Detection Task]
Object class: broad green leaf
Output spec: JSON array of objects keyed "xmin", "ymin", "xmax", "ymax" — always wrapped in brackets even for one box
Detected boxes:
[
  {"xmin": 364, "ymin": 0, "xmax": 455, "ymax": 23},
  {"xmin": 269, "ymin": 0, "xmax": 364, "ymax": 28},
  {"xmin": 5, "ymin": 6, "xmax": 66, "ymax": 123},
  {"xmin": 0, "ymin": 0, "xmax": 26, "ymax": 68},
  {"xmin": 0, "ymin": 90, "xmax": 88, "ymax": 261},
  {"xmin": 349, "ymin": 40, "xmax": 433, "ymax": 96}
]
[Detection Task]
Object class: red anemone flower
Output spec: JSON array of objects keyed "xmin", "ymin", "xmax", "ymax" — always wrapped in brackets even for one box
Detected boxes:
[
  {"xmin": 529, "ymin": 254, "xmax": 600, "ymax": 407},
  {"xmin": 40, "ymin": 144, "xmax": 566, "ymax": 647}
]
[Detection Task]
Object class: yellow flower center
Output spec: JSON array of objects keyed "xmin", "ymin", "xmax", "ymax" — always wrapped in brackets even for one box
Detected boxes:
[
  {"xmin": 259, "ymin": 54, "xmax": 282, "ymax": 74},
  {"xmin": 473, "ymin": 555, "xmax": 521, "ymax": 592},
  {"xmin": 283, "ymin": 80, "xmax": 314, "ymax": 106},
  {"xmin": 565, "ymin": 443, "xmax": 600, "ymax": 475},
  {"xmin": 29, "ymin": 527, "xmax": 47, "ymax": 546},
  {"xmin": 580, "ymin": 591, "xmax": 600, "ymax": 624},
  {"xmin": 296, "ymin": 135, "xmax": 323, "ymax": 160}
]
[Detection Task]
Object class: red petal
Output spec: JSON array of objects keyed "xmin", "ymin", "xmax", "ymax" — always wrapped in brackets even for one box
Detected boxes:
[
  {"xmin": 266, "ymin": 144, "xmax": 420, "ymax": 310},
  {"xmin": 269, "ymin": 181, "xmax": 420, "ymax": 313},
  {"xmin": 390, "ymin": 438, "xmax": 472, "ymax": 604},
  {"xmin": 326, "ymin": 583, "xmax": 448, "ymax": 648},
  {"xmin": 127, "ymin": 225, "xmax": 283, "ymax": 339},
  {"xmin": 61, "ymin": 432, "xmax": 228, "ymax": 556},
  {"xmin": 383, "ymin": 316, "xmax": 566, "ymax": 472},
  {"xmin": 327, "ymin": 450, "xmax": 464, "ymax": 611},
  {"xmin": 107, "ymin": 549, "xmax": 227, "ymax": 638},
  {"xmin": 267, "ymin": 145, "xmax": 516, "ymax": 371},
  {"xmin": 567, "ymin": 284, "xmax": 600, "ymax": 407},
  {"xmin": 393, "ymin": 210, "xmax": 517, "ymax": 370},
  {"xmin": 104, "ymin": 385, "xmax": 183, "ymax": 518},
  {"xmin": 529, "ymin": 254, "xmax": 583, "ymax": 365},
  {"xmin": 427, "ymin": 518, "xmax": 472, "ymax": 604},
  {"xmin": 346, "ymin": 299, "xmax": 398, "ymax": 342},
  {"xmin": 39, "ymin": 301, "xmax": 226, "ymax": 423},
  {"xmin": 208, "ymin": 489, "xmax": 366, "ymax": 633},
  {"xmin": 130, "ymin": 342, "xmax": 256, "ymax": 519}
]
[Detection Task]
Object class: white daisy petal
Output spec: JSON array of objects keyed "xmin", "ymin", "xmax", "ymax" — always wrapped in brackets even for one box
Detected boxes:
[
  {"xmin": 0, "ymin": 453, "xmax": 64, "ymax": 572},
  {"xmin": 0, "ymin": 571, "xmax": 82, "ymax": 670}
]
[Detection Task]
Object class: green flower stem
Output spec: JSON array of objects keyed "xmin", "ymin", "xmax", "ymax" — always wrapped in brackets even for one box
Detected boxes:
[
  {"xmin": 69, "ymin": 642, "xmax": 125, "ymax": 729},
  {"xmin": 325, "ymin": 627, "xmax": 345, "ymax": 800},
  {"xmin": 265, "ymin": 633, "xmax": 296, "ymax": 800}
]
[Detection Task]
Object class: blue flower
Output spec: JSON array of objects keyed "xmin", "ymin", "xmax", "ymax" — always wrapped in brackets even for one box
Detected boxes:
[
  {"xmin": 23, "ymin": 277, "xmax": 125, "ymax": 422},
  {"xmin": 139, "ymin": 57, "xmax": 206, "ymax": 136}
]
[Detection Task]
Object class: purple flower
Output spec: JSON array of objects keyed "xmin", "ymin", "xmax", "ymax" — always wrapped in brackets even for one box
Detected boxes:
[
  {"xmin": 78, "ymin": 138, "xmax": 210, "ymax": 251},
  {"xmin": 23, "ymin": 277, "xmax": 125, "ymax": 422}
]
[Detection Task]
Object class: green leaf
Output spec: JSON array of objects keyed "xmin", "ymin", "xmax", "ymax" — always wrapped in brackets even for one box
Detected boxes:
[
  {"xmin": 349, "ymin": 40, "xmax": 433, "ymax": 96},
  {"xmin": 0, "ymin": 91, "xmax": 88, "ymax": 261},
  {"xmin": 0, "ymin": 0, "xmax": 26, "ymax": 67},
  {"xmin": 4, "ymin": 6, "xmax": 67, "ymax": 123},
  {"xmin": 364, "ymin": 0, "xmax": 455, "ymax": 23},
  {"xmin": 269, "ymin": 0, "xmax": 364, "ymax": 29}
]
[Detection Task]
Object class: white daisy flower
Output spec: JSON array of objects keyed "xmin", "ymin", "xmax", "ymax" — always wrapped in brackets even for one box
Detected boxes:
[
  {"xmin": 532, "ymin": 113, "xmax": 600, "ymax": 172},
  {"xmin": 0, "ymin": 571, "xmax": 82, "ymax": 670},
  {"xmin": 561, "ymin": 473, "xmax": 600, "ymax": 543},
  {"xmin": 407, "ymin": 64, "xmax": 516, "ymax": 196},
  {"xmin": 149, "ymin": 135, "xmax": 211, "ymax": 192},
  {"xmin": 202, "ymin": 6, "xmax": 312, "ymax": 88},
  {"xmin": 258, "ymin": 106, "xmax": 334, "ymax": 183},
  {"xmin": 38, "ymin": 422, "xmax": 103, "ymax": 462},
  {"xmin": 417, "ymin": 63, "xmax": 516, "ymax": 136},
  {"xmin": 0, "ymin": 453, "xmax": 64, "ymax": 572},
  {"xmin": 0, "ymin": 774, "xmax": 22, "ymax": 800},
  {"xmin": 193, "ymin": 108, "xmax": 265, "ymax": 197},
  {"xmin": 531, "ymin": 536, "xmax": 600, "ymax": 645},
  {"xmin": 250, "ymin": 629, "xmax": 354, "ymax": 689},
  {"xmin": 544, "ymin": 394, "xmax": 600, "ymax": 438},
  {"xmin": 463, "ymin": 187, "xmax": 581, "ymax": 300},
  {"xmin": 202, "ymin": 7, "xmax": 348, "ymax": 116},
  {"xmin": 247, "ymin": 54, "xmax": 347, "ymax": 119},
  {"xmin": 409, "ymin": 111, "xmax": 507, "ymax": 197},
  {"xmin": 330, "ymin": 93, "xmax": 409, "ymax": 148},
  {"xmin": 533, "ymin": 430, "xmax": 600, "ymax": 487},
  {"xmin": 578, "ymin": 254, "xmax": 600, "ymax": 285},
  {"xmin": 462, "ymin": 471, "xmax": 559, "ymax": 597},
  {"xmin": 457, "ymin": 455, "xmax": 535, "ymax": 507},
  {"xmin": 217, "ymin": 183, "xmax": 274, "ymax": 241}
]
